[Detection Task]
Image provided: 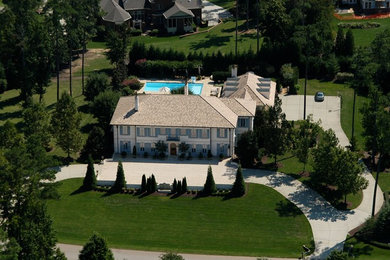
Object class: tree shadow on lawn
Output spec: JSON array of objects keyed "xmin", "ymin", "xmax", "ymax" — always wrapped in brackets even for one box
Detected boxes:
[
  {"xmin": 0, "ymin": 95, "xmax": 22, "ymax": 108},
  {"xmin": 189, "ymin": 35, "xmax": 231, "ymax": 50},
  {"xmin": 70, "ymin": 185, "xmax": 91, "ymax": 196},
  {"xmin": 0, "ymin": 110, "xmax": 23, "ymax": 123},
  {"xmin": 221, "ymin": 23, "xmax": 248, "ymax": 33},
  {"xmin": 344, "ymin": 236, "xmax": 375, "ymax": 258},
  {"xmin": 275, "ymin": 200, "xmax": 303, "ymax": 217}
]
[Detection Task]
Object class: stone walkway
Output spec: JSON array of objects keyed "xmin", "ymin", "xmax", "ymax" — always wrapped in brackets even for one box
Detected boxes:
[{"xmin": 54, "ymin": 160, "xmax": 384, "ymax": 259}]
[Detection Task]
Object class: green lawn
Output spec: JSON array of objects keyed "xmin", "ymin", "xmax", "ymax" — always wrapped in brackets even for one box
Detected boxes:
[
  {"xmin": 264, "ymin": 153, "xmax": 363, "ymax": 210},
  {"xmin": 332, "ymin": 17, "xmax": 390, "ymax": 47},
  {"xmin": 128, "ymin": 20, "xmax": 259, "ymax": 55},
  {"xmin": 344, "ymin": 236, "xmax": 390, "ymax": 259},
  {"xmin": 373, "ymin": 172, "xmax": 390, "ymax": 193},
  {"xmin": 207, "ymin": 0, "xmax": 235, "ymax": 10},
  {"xmin": 297, "ymin": 79, "xmax": 368, "ymax": 151},
  {"xmin": 47, "ymin": 178, "xmax": 313, "ymax": 257}
]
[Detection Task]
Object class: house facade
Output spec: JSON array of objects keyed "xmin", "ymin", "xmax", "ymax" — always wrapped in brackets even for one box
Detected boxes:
[
  {"xmin": 101, "ymin": 0, "xmax": 203, "ymax": 33},
  {"xmin": 341, "ymin": 0, "xmax": 390, "ymax": 13},
  {"xmin": 110, "ymin": 95, "xmax": 256, "ymax": 158}
]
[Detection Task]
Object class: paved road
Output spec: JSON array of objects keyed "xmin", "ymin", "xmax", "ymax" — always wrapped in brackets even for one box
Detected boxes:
[
  {"xmin": 202, "ymin": 0, "xmax": 232, "ymax": 26},
  {"xmin": 54, "ymin": 161, "xmax": 383, "ymax": 259},
  {"xmin": 280, "ymin": 95, "xmax": 350, "ymax": 147}
]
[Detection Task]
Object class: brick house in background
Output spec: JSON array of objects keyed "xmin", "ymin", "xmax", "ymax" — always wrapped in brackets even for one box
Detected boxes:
[{"xmin": 101, "ymin": 0, "xmax": 203, "ymax": 34}]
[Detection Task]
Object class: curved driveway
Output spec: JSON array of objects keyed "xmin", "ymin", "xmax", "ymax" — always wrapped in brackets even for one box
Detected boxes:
[{"xmin": 54, "ymin": 160, "xmax": 383, "ymax": 259}]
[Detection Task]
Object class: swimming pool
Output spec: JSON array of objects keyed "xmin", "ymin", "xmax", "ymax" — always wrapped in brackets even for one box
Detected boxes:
[{"xmin": 144, "ymin": 82, "xmax": 203, "ymax": 95}]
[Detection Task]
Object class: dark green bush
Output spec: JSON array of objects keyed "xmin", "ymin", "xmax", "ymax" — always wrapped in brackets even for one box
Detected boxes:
[{"xmin": 212, "ymin": 71, "xmax": 230, "ymax": 83}]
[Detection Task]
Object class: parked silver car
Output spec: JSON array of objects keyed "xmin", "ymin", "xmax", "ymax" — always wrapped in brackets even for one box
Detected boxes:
[{"xmin": 314, "ymin": 91, "xmax": 325, "ymax": 102}]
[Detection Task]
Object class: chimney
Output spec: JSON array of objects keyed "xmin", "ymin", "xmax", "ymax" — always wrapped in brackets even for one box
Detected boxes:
[
  {"xmin": 184, "ymin": 83, "xmax": 189, "ymax": 95},
  {"xmin": 231, "ymin": 64, "xmax": 238, "ymax": 78},
  {"xmin": 135, "ymin": 94, "xmax": 139, "ymax": 112}
]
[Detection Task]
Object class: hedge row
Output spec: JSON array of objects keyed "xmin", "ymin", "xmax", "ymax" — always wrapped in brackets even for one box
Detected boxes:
[{"xmin": 338, "ymin": 22, "xmax": 380, "ymax": 29}]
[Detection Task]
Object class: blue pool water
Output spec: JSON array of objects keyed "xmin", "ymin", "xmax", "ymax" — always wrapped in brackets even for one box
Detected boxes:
[{"xmin": 144, "ymin": 82, "xmax": 203, "ymax": 95}]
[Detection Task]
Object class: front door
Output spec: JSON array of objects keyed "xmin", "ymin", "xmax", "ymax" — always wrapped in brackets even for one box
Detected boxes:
[{"xmin": 170, "ymin": 143, "xmax": 177, "ymax": 156}]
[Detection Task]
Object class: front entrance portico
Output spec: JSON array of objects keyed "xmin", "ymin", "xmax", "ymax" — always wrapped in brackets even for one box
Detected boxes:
[{"xmin": 170, "ymin": 143, "xmax": 177, "ymax": 155}]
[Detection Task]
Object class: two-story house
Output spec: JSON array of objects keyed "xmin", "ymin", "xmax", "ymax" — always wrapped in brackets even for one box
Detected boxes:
[
  {"xmin": 110, "ymin": 95, "xmax": 256, "ymax": 157},
  {"xmin": 101, "ymin": 0, "xmax": 203, "ymax": 34}
]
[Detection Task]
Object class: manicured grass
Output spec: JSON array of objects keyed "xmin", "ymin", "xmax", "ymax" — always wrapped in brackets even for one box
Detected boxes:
[
  {"xmin": 87, "ymin": 41, "xmax": 107, "ymax": 49},
  {"xmin": 47, "ymin": 178, "xmax": 313, "ymax": 257},
  {"xmin": 373, "ymin": 172, "xmax": 390, "ymax": 193},
  {"xmin": 344, "ymin": 236, "xmax": 390, "ymax": 259},
  {"xmin": 207, "ymin": 0, "xmax": 235, "ymax": 10},
  {"xmin": 332, "ymin": 17, "xmax": 390, "ymax": 47},
  {"xmin": 297, "ymin": 79, "xmax": 368, "ymax": 151},
  {"xmin": 264, "ymin": 153, "xmax": 363, "ymax": 210},
  {"xmin": 129, "ymin": 20, "xmax": 259, "ymax": 55}
]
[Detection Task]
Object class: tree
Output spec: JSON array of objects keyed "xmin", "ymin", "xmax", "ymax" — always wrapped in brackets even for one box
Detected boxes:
[
  {"xmin": 80, "ymin": 126, "xmax": 105, "ymax": 162},
  {"xmin": 177, "ymin": 180, "xmax": 182, "ymax": 195},
  {"xmin": 51, "ymin": 92, "xmax": 83, "ymax": 159},
  {"xmin": 111, "ymin": 161, "xmax": 126, "ymax": 193},
  {"xmin": 141, "ymin": 174, "xmax": 147, "ymax": 193},
  {"xmin": 373, "ymin": 203, "xmax": 390, "ymax": 241},
  {"xmin": 236, "ymin": 131, "xmax": 258, "ymax": 167},
  {"xmin": 79, "ymin": 233, "xmax": 114, "ymax": 260},
  {"xmin": 159, "ymin": 252, "xmax": 185, "ymax": 260},
  {"xmin": 22, "ymin": 102, "xmax": 51, "ymax": 149},
  {"xmin": 0, "ymin": 229, "xmax": 20, "ymax": 260},
  {"xmin": 344, "ymin": 29, "xmax": 354, "ymax": 56},
  {"xmin": 155, "ymin": 140, "xmax": 168, "ymax": 158},
  {"xmin": 83, "ymin": 156, "xmax": 97, "ymax": 190},
  {"xmin": 294, "ymin": 116, "xmax": 321, "ymax": 171},
  {"xmin": 0, "ymin": 121, "xmax": 24, "ymax": 149},
  {"xmin": 334, "ymin": 27, "xmax": 345, "ymax": 56},
  {"xmin": 178, "ymin": 142, "xmax": 189, "ymax": 157},
  {"xmin": 90, "ymin": 90, "xmax": 120, "ymax": 129},
  {"xmin": 203, "ymin": 166, "xmax": 216, "ymax": 195},
  {"xmin": 181, "ymin": 177, "xmax": 187, "ymax": 194},
  {"xmin": 151, "ymin": 174, "xmax": 157, "ymax": 192},
  {"xmin": 106, "ymin": 24, "xmax": 129, "ymax": 89},
  {"xmin": 280, "ymin": 63, "xmax": 298, "ymax": 92},
  {"xmin": 263, "ymin": 95, "xmax": 290, "ymax": 165},
  {"xmin": 361, "ymin": 87, "xmax": 390, "ymax": 216},
  {"xmin": 231, "ymin": 165, "xmax": 246, "ymax": 197},
  {"xmin": 172, "ymin": 178, "xmax": 177, "ymax": 193},
  {"xmin": 85, "ymin": 72, "xmax": 110, "ymax": 101}
]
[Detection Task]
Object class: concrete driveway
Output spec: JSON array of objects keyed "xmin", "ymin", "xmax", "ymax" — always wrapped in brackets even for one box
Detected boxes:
[{"xmin": 280, "ymin": 95, "xmax": 350, "ymax": 147}]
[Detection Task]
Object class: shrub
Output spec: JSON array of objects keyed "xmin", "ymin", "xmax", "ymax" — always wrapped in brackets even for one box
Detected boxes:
[
  {"xmin": 207, "ymin": 150, "xmax": 212, "ymax": 159},
  {"xmin": 133, "ymin": 145, "xmax": 137, "ymax": 157},
  {"xmin": 203, "ymin": 165, "xmax": 216, "ymax": 195},
  {"xmin": 79, "ymin": 234, "xmax": 114, "ymax": 260},
  {"xmin": 159, "ymin": 252, "xmax": 185, "ymax": 260},
  {"xmin": 150, "ymin": 29, "xmax": 159, "ymax": 36},
  {"xmin": 172, "ymin": 178, "xmax": 177, "ymax": 193},
  {"xmin": 179, "ymin": 153, "xmax": 185, "ymax": 160},
  {"xmin": 335, "ymin": 72, "xmax": 354, "ymax": 83},
  {"xmin": 130, "ymin": 29, "xmax": 142, "ymax": 36},
  {"xmin": 212, "ymin": 71, "xmax": 230, "ymax": 83},
  {"xmin": 177, "ymin": 180, "xmax": 182, "ymax": 194},
  {"xmin": 143, "ymin": 152, "xmax": 149, "ymax": 158},
  {"xmin": 338, "ymin": 22, "xmax": 380, "ymax": 29},
  {"xmin": 80, "ymin": 126, "xmax": 105, "ymax": 162},
  {"xmin": 219, "ymin": 153, "xmax": 224, "ymax": 160},
  {"xmin": 83, "ymin": 155, "xmax": 97, "ymax": 190},
  {"xmin": 326, "ymin": 250, "xmax": 347, "ymax": 260},
  {"xmin": 186, "ymin": 152, "xmax": 192, "ymax": 160},
  {"xmin": 121, "ymin": 151, "xmax": 127, "ymax": 158},
  {"xmin": 182, "ymin": 177, "xmax": 187, "ymax": 193},
  {"xmin": 121, "ymin": 77, "xmax": 144, "ymax": 91},
  {"xmin": 141, "ymin": 174, "xmax": 147, "ymax": 193},
  {"xmin": 198, "ymin": 152, "xmax": 204, "ymax": 159},
  {"xmin": 111, "ymin": 161, "xmax": 126, "ymax": 193},
  {"xmin": 231, "ymin": 165, "xmax": 245, "ymax": 197}
]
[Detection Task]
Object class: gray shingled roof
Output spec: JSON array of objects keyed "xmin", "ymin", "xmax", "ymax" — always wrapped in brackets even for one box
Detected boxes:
[
  {"xmin": 176, "ymin": 0, "xmax": 202, "ymax": 9},
  {"xmin": 121, "ymin": 0, "xmax": 149, "ymax": 10},
  {"xmin": 223, "ymin": 72, "xmax": 276, "ymax": 107},
  {"xmin": 100, "ymin": 0, "xmax": 131, "ymax": 24},
  {"xmin": 163, "ymin": 2, "xmax": 194, "ymax": 19},
  {"xmin": 110, "ymin": 95, "xmax": 239, "ymax": 128}
]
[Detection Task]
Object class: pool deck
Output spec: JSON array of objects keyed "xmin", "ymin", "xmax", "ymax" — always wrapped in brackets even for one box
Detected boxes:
[{"xmin": 138, "ymin": 77, "xmax": 220, "ymax": 97}]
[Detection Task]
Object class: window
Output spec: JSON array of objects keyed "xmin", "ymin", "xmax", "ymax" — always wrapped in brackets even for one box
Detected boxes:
[
  {"xmin": 140, "ymin": 143, "xmax": 145, "ymax": 152},
  {"xmin": 201, "ymin": 129, "xmax": 208, "ymax": 138},
  {"xmin": 387, "ymin": 2, "xmax": 389, "ymax": 8},
  {"xmin": 202, "ymin": 145, "xmax": 207, "ymax": 153},
  {"xmin": 168, "ymin": 19, "xmax": 176, "ymax": 28},
  {"xmin": 160, "ymin": 128, "xmax": 166, "ymax": 135},
  {"xmin": 120, "ymin": 126, "xmax": 130, "ymax": 135},
  {"xmin": 151, "ymin": 143, "xmax": 155, "ymax": 152},
  {"xmin": 218, "ymin": 129, "xmax": 227, "ymax": 138},
  {"xmin": 192, "ymin": 145, "xmax": 196, "ymax": 153},
  {"xmin": 181, "ymin": 128, "xmax": 186, "ymax": 136},
  {"xmin": 144, "ymin": 128, "xmax": 151, "ymax": 137},
  {"xmin": 184, "ymin": 18, "xmax": 192, "ymax": 26},
  {"xmin": 196, "ymin": 129, "xmax": 202, "ymax": 138},
  {"xmin": 238, "ymin": 118, "xmax": 248, "ymax": 127},
  {"xmin": 190, "ymin": 129, "xmax": 196, "ymax": 138},
  {"xmin": 365, "ymin": 2, "xmax": 368, "ymax": 8}
]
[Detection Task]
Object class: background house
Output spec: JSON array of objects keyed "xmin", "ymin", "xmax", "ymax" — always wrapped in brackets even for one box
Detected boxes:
[
  {"xmin": 101, "ymin": 0, "xmax": 203, "ymax": 33},
  {"xmin": 340, "ymin": 0, "xmax": 390, "ymax": 13}
]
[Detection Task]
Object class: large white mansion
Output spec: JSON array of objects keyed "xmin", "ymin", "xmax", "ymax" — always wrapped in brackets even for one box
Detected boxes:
[{"xmin": 110, "ymin": 94, "xmax": 256, "ymax": 157}]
